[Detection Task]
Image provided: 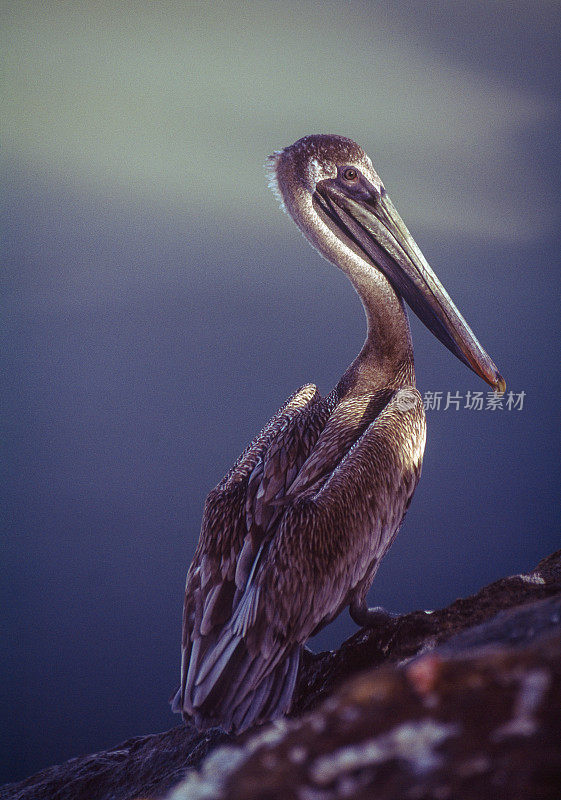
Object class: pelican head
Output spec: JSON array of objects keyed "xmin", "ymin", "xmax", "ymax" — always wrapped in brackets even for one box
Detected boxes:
[{"xmin": 269, "ymin": 134, "xmax": 505, "ymax": 393}]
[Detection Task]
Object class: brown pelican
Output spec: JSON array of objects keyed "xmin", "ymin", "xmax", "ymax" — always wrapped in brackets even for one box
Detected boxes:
[{"xmin": 172, "ymin": 134, "xmax": 504, "ymax": 733}]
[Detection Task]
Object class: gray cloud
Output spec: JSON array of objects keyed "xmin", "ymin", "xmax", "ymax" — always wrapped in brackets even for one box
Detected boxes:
[{"xmin": 3, "ymin": 0, "xmax": 559, "ymax": 243}]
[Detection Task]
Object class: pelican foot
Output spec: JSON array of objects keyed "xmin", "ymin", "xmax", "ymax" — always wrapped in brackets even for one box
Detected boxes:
[{"xmin": 349, "ymin": 601, "xmax": 396, "ymax": 628}]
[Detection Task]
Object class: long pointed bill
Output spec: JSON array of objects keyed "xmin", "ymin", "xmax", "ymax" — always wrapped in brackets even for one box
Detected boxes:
[{"xmin": 314, "ymin": 181, "xmax": 505, "ymax": 393}]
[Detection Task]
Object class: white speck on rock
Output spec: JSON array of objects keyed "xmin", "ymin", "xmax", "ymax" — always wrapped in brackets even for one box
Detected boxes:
[
  {"xmin": 416, "ymin": 637, "xmax": 438, "ymax": 655},
  {"xmin": 166, "ymin": 719, "xmax": 290, "ymax": 799},
  {"xmin": 518, "ymin": 572, "xmax": 545, "ymax": 585},
  {"xmin": 246, "ymin": 718, "xmax": 289, "ymax": 752},
  {"xmin": 309, "ymin": 719, "xmax": 459, "ymax": 786},
  {"xmin": 398, "ymin": 637, "xmax": 438, "ymax": 668},
  {"xmin": 166, "ymin": 744, "xmax": 245, "ymax": 800},
  {"xmin": 492, "ymin": 668, "xmax": 551, "ymax": 741}
]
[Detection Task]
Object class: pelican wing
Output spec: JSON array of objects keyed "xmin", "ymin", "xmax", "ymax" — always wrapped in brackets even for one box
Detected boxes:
[
  {"xmin": 175, "ymin": 387, "xmax": 425, "ymax": 732},
  {"xmin": 260, "ymin": 388, "xmax": 426, "ymax": 644},
  {"xmin": 175, "ymin": 382, "xmax": 327, "ymax": 728}
]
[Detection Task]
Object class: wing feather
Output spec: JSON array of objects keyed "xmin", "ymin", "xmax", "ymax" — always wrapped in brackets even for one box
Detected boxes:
[
  {"xmin": 259, "ymin": 389, "xmax": 426, "ymax": 646},
  {"xmin": 175, "ymin": 383, "xmax": 327, "ymax": 729}
]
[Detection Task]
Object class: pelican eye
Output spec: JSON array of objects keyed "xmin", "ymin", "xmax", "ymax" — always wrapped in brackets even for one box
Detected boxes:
[{"xmin": 342, "ymin": 167, "xmax": 359, "ymax": 183}]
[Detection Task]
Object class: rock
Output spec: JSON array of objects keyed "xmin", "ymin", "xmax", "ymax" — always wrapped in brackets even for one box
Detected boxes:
[
  {"xmin": 0, "ymin": 725, "xmax": 231, "ymax": 800},
  {"xmin": 292, "ymin": 549, "xmax": 561, "ymax": 716},
  {"xmin": 173, "ymin": 606, "xmax": 561, "ymax": 800},
  {"xmin": 2, "ymin": 551, "xmax": 560, "ymax": 800}
]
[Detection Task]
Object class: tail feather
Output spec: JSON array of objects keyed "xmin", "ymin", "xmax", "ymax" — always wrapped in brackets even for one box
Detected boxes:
[
  {"xmin": 173, "ymin": 634, "xmax": 301, "ymax": 733},
  {"xmin": 182, "ymin": 636, "xmax": 201, "ymax": 701},
  {"xmin": 170, "ymin": 685, "xmax": 181, "ymax": 713},
  {"xmin": 235, "ymin": 667, "xmax": 277, "ymax": 730},
  {"xmin": 220, "ymin": 645, "xmax": 265, "ymax": 710},
  {"xmin": 232, "ymin": 674, "xmax": 267, "ymax": 730},
  {"xmin": 262, "ymin": 648, "xmax": 299, "ymax": 721},
  {"xmin": 192, "ymin": 635, "xmax": 241, "ymax": 707}
]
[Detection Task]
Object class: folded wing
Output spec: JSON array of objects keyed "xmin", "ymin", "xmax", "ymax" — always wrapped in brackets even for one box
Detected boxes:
[{"xmin": 173, "ymin": 386, "xmax": 425, "ymax": 732}]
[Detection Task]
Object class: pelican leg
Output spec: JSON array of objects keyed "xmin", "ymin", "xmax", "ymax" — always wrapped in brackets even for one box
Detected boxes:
[{"xmin": 349, "ymin": 599, "xmax": 396, "ymax": 628}]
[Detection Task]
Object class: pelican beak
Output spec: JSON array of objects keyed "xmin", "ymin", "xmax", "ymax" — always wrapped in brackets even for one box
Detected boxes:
[{"xmin": 314, "ymin": 181, "xmax": 505, "ymax": 393}]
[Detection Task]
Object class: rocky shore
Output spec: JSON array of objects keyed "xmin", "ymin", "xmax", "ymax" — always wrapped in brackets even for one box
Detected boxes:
[{"xmin": 2, "ymin": 550, "xmax": 560, "ymax": 800}]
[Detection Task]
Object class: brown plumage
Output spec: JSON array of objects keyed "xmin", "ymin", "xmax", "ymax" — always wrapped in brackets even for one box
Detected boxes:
[{"xmin": 172, "ymin": 135, "xmax": 504, "ymax": 733}]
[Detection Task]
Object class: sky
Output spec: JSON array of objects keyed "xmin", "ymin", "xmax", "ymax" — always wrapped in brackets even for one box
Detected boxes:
[{"xmin": 2, "ymin": 0, "xmax": 561, "ymax": 785}]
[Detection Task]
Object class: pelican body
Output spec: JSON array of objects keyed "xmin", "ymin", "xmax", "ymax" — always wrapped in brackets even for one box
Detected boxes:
[{"xmin": 172, "ymin": 135, "xmax": 504, "ymax": 733}]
